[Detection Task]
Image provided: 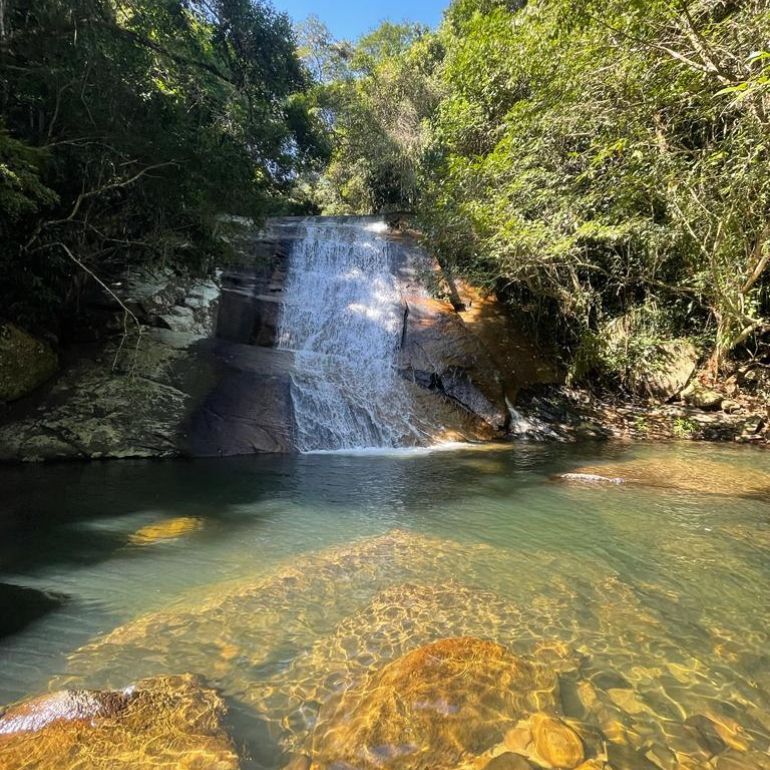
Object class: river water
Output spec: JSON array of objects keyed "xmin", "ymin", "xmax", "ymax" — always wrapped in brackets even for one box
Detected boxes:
[{"xmin": 1, "ymin": 441, "xmax": 769, "ymax": 768}]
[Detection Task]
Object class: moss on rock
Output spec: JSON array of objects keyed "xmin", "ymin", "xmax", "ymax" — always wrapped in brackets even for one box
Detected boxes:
[{"xmin": 0, "ymin": 322, "xmax": 57, "ymax": 402}]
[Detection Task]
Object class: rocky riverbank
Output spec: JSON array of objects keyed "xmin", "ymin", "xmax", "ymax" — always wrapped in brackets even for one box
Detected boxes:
[
  {"xmin": 0, "ymin": 217, "xmax": 767, "ymax": 461},
  {"xmin": 511, "ymin": 384, "xmax": 770, "ymax": 445}
]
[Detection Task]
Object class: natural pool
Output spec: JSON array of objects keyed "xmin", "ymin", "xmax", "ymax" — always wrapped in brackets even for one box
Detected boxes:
[{"xmin": 1, "ymin": 441, "xmax": 769, "ymax": 769}]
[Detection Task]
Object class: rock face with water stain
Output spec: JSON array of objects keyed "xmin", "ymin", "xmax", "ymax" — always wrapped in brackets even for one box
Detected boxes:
[
  {"xmin": 398, "ymin": 295, "xmax": 510, "ymax": 435},
  {"xmin": 0, "ymin": 218, "xmax": 536, "ymax": 460},
  {"xmin": 0, "ymin": 674, "xmax": 239, "ymax": 770}
]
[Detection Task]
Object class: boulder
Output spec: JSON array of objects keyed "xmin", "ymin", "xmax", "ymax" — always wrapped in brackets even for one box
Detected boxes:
[
  {"xmin": 399, "ymin": 295, "xmax": 509, "ymax": 432},
  {"xmin": 0, "ymin": 322, "xmax": 57, "ymax": 402},
  {"xmin": 681, "ymin": 381, "xmax": 724, "ymax": 410},
  {"xmin": 308, "ymin": 637, "xmax": 556, "ymax": 770},
  {"xmin": 530, "ymin": 714, "xmax": 585, "ymax": 768},
  {"xmin": 628, "ymin": 340, "xmax": 698, "ymax": 402},
  {"xmin": 0, "ymin": 674, "xmax": 240, "ymax": 770}
]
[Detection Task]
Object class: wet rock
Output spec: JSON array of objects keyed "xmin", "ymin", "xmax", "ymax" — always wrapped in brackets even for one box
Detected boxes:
[
  {"xmin": 399, "ymin": 295, "xmax": 509, "ymax": 433},
  {"xmin": 128, "ymin": 516, "xmax": 203, "ymax": 545},
  {"xmin": 530, "ymin": 714, "xmax": 584, "ymax": 768},
  {"xmin": 309, "ymin": 637, "xmax": 555, "ymax": 770},
  {"xmin": 557, "ymin": 473, "xmax": 624, "ymax": 486},
  {"xmin": 484, "ymin": 753, "xmax": 535, "ymax": 770},
  {"xmin": 561, "ymin": 457, "xmax": 770, "ymax": 498},
  {"xmin": 0, "ymin": 322, "xmax": 57, "ymax": 402},
  {"xmin": 0, "ymin": 674, "xmax": 239, "ymax": 770}
]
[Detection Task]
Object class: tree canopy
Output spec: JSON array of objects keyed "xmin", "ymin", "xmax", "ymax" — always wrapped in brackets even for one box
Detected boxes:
[
  {"xmin": 1, "ymin": 0, "xmax": 327, "ymax": 328},
  {"xmin": 310, "ymin": 0, "xmax": 770, "ymax": 384}
]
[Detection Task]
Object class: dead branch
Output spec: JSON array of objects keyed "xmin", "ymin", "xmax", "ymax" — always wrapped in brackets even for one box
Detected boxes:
[
  {"xmin": 24, "ymin": 161, "xmax": 177, "ymax": 250},
  {"xmin": 52, "ymin": 242, "xmax": 142, "ymax": 372}
]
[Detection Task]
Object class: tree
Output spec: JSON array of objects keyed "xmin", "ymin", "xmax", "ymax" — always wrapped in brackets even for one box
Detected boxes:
[{"xmin": 0, "ymin": 0, "xmax": 326, "ymax": 329}]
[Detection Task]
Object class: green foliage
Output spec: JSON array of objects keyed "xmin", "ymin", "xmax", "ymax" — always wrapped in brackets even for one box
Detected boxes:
[
  {"xmin": 315, "ymin": 0, "xmax": 770, "ymax": 380},
  {"xmin": 672, "ymin": 417, "xmax": 698, "ymax": 439},
  {"xmin": 0, "ymin": 0, "xmax": 326, "ymax": 328},
  {"xmin": 305, "ymin": 19, "xmax": 443, "ymax": 214}
]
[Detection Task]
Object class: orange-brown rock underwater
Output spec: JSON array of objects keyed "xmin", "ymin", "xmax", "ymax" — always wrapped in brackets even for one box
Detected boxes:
[
  {"xmin": 128, "ymin": 516, "xmax": 203, "ymax": 545},
  {"xmin": 30, "ymin": 527, "xmax": 768, "ymax": 770},
  {"xmin": 0, "ymin": 674, "xmax": 240, "ymax": 770},
  {"xmin": 557, "ymin": 457, "xmax": 770, "ymax": 497},
  {"xmin": 307, "ymin": 637, "xmax": 560, "ymax": 770}
]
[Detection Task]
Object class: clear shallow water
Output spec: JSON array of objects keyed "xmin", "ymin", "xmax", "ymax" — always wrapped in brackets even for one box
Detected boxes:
[{"xmin": 1, "ymin": 442, "xmax": 769, "ymax": 768}]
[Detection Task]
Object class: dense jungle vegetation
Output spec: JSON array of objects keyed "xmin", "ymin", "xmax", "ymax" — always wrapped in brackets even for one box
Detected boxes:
[
  {"xmin": 0, "ymin": 0, "xmax": 327, "ymax": 329},
  {"xmin": 306, "ymin": 0, "xmax": 770, "ymax": 385},
  {"xmin": 2, "ymin": 0, "xmax": 769, "ymax": 388}
]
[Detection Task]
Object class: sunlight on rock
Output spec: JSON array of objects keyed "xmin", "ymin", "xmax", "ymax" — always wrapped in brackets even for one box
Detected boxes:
[
  {"xmin": 560, "ymin": 457, "xmax": 770, "ymax": 497},
  {"xmin": 128, "ymin": 516, "xmax": 203, "ymax": 546},
  {"xmin": 307, "ymin": 637, "xmax": 558, "ymax": 770},
  {"xmin": 0, "ymin": 674, "xmax": 239, "ymax": 770}
]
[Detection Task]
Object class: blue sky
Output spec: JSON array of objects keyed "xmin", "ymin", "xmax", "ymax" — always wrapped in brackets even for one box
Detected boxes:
[{"xmin": 273, "ymin": 0, "xmax": 445, "ymax": 40}]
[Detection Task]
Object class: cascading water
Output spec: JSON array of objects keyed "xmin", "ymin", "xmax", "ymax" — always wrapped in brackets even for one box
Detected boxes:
[{"xmin": 277, "ymin": 218, "xmax": 420, "ymax": 451}]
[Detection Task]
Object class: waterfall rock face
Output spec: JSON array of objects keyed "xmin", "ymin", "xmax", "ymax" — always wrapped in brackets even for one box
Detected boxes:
[
  {"xmin": 0, "ymin": 216, "xmax": 521, "ymax": 460},
  {"xmin": 277, "ymin": 219, "xmax": 420, "ymax": 451}
]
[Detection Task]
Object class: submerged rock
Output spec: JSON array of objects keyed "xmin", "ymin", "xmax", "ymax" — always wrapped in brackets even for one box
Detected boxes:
[
  {"xmin": 128, "ymin": 516, "xmax": 203, "ymax": 545},
  {"xmin": 560, "ymin": 457, "xmax": 770, "ymax": 497},
  {"xmin": 530, "ymin": 714, "xmax": 584, "ymax": 768},
  {"xmin": 483, "ymin": 753, "xmax": 535, "ymax": 770},
  {"xmin": 0, "ymin": 674, "xmax": 239, "ymax": 770},
  {"xmin": 308, "ymin": 637, "xmax": 556, "ymax": 770}
]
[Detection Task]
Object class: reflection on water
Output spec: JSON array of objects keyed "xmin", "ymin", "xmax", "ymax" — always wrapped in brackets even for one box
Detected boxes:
[{"xmin": 0, "ymin": 442, "xmax": 769, "ymax": 769}]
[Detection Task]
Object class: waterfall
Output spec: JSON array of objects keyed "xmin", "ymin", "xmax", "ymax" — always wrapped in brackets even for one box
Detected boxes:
[{"xmin": 277, "ymin": 218, "xmax": 418, "ymax": 451}]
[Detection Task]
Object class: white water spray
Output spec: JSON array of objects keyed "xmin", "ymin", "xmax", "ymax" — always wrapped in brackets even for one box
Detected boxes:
[{"xmin": 277, "ymin": 218, "xmax": 418, "ymax": 451}]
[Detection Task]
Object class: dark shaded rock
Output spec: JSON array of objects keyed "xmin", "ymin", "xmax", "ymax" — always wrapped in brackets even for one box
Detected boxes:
[
  {"xmin": 0, "ymin": 583, "xmax": 66, "ymax": 639},
  {"xmin": 0, "ymin": 674, "xmax": 240, "ymax": 770},
  {"xmin": 0, "ymin": 323, "xmax": 58, "ymax": 402},
  {"xmin": 184, "ymin": 343, "xmax": 295, "ymax": 456}
]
